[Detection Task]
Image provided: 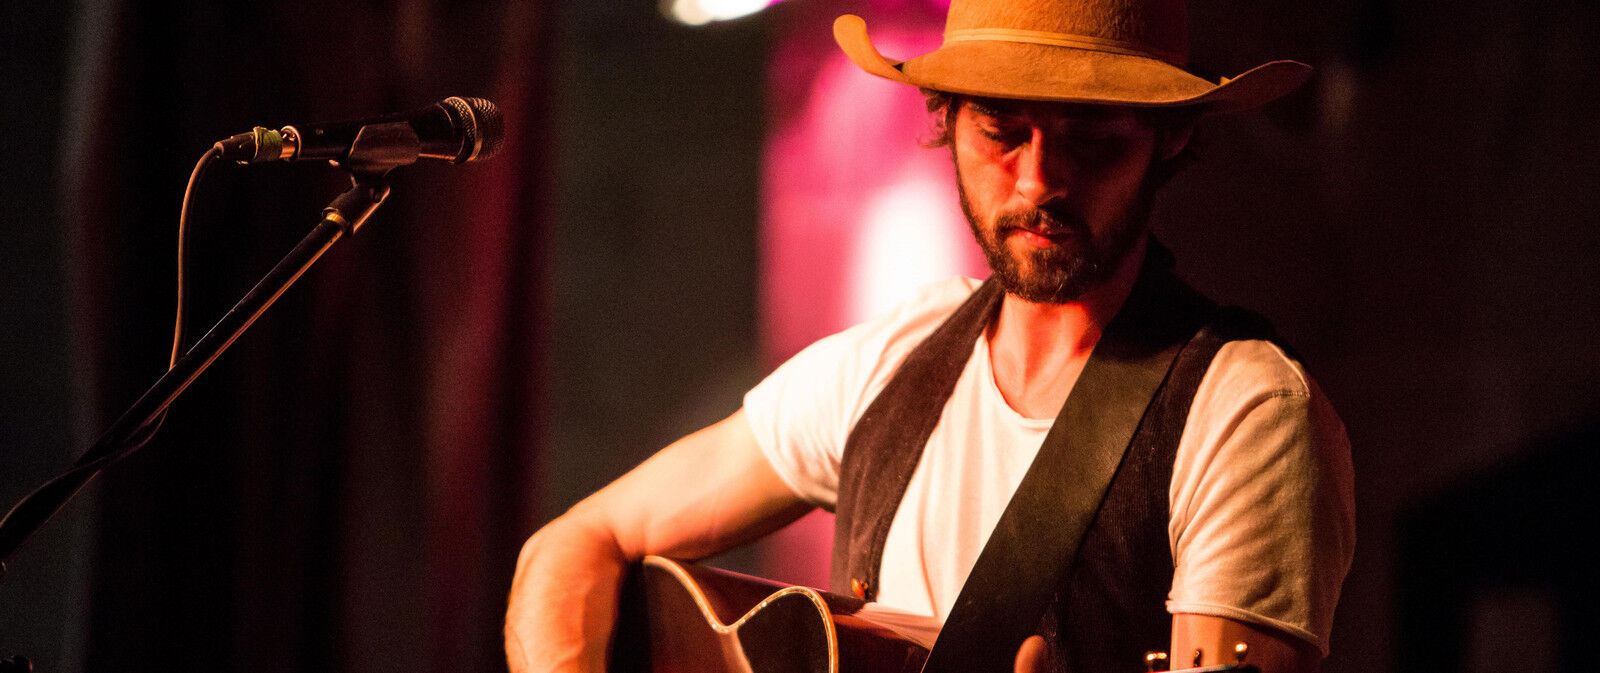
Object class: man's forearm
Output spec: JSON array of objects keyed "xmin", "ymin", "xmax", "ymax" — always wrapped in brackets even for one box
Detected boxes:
[
  {"xmin": 506, "ymin": 513, "xmax": 630, "ymax": 673},
  {"xmin": 504, "ymin": 410, "xmax": 810, "ymax": 672}
]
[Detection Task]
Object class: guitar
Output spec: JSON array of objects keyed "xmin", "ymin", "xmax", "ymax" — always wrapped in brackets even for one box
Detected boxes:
[{"xmin": 610, "ymin": 555, "xmax": 1258, "ymax": 673}]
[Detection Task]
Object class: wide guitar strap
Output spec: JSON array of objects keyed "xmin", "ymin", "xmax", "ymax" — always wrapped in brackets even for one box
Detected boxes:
[{"xmin": 920, "ymin": 263, "xmax": 1213, "ymax": 673}]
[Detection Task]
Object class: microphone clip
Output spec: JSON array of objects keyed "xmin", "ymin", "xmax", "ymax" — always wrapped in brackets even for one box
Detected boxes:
[
  {"xmin": 339, "ymin": 122, "xmax": 421, "ymax": 176},
  {"xmin": 320, "ymin": 124, "xmax": 412, "ymax": 236}
]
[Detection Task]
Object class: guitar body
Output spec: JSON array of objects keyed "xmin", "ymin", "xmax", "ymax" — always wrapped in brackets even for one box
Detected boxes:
[
  {"xmin": 610, "ymin": 556, "xmax": 1260, "ymax": 673},
  {"xmin": 610, "ymin": 556, "xmax": 929, "ymax": 673}
]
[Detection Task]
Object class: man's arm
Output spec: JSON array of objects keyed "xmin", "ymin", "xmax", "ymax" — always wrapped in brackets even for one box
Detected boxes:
[
  {"xmin": 1166, "ymin": 341, "xmax": 1355, "ymax": 673},
  {"xmin": 1009, "ymin": 616, "xmax": 1318, "ymax": 673},
  {"xmin": 504, "ymin": 408, "xmax": 814, "ymax": 673},
  {"xmin": 1171, "ymin": 614, "xmax": 1321, "ymax": 673}
]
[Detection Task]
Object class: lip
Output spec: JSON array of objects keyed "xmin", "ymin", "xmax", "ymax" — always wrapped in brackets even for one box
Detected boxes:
[{"xmin": 1008, "ymin": 227, "xmax": 1072, "ymax": 248}]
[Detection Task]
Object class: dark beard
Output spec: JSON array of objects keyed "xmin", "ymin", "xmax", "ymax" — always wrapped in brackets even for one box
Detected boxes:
[{"xmin": 957, "ymin": 177, "xmax": 1153, "ymax": 304}]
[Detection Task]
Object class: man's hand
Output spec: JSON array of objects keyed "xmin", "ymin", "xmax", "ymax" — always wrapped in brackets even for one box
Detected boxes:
[{"xmin": 1014, "ymin": 635, "xmax": 1050, "ymax": 673}]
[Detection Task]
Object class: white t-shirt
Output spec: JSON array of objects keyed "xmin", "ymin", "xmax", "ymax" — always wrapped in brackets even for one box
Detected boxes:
[{"xmin": 742, "ymin": 277, "xmax": 1355, "ymax": 654}]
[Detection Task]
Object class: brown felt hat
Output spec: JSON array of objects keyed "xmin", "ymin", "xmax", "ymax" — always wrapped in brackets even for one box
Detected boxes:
[{"xmin": 834, "ymin": 0, "xmax": 1311, "ymax": 112}]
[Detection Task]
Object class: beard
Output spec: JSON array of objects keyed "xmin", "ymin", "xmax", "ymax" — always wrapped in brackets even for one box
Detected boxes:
[{"xmin": 957, "ymin": 177, "xmax": 1154, "ymax": 304}]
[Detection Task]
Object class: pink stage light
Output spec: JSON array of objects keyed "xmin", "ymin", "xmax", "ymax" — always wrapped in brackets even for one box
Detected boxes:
[
  {"xmin": 761, "ymin": 25, "xmax": 985, "ymax": 363},
  {"xmin": 849, "ymin": 175, "xmax": 975, "ymax": 323},
  {"xmin": 756, "ymin": 6, "xmax": 985, "ymax": 588}
]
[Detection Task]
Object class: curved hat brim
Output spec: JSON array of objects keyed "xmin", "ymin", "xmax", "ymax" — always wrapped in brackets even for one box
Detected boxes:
[{"xmin": 833, "ymin": 14, "xmax": 1310, "ymax": 112}]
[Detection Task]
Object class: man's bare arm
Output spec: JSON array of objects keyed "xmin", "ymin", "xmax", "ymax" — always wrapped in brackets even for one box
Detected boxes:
[
  {"xmin": 1171, "ymin": 614, "xmax": 1321, "ymax": 673},
  {"xmin": 504, "ymin": 409, "xmax": 814, "ymax": 673}
]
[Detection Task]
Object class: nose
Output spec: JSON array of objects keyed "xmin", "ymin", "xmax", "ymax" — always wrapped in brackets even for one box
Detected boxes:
[{"xmin": 1012, "ymin": 127, "xmax": 1069, "ymax": 205}]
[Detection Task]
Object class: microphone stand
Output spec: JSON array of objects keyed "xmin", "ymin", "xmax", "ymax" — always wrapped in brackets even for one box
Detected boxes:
[{"xmin": 0, "ymin": 123, "xmax": 425, "ymax": 671}]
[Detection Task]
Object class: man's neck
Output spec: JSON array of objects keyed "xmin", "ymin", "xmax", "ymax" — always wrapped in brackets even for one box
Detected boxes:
[{"xmin": 986, "ymin": 236, "xmax": 1149, "ymax": 419}]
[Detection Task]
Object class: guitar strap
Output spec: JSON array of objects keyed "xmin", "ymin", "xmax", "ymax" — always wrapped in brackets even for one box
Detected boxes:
[
  {"xmin": 832, "ymin": 242, "xmax": 1267, "ymax": 671},
  {"xmin": 919, "ymin": 257, "xmax": 1214, "ymax": 673}
]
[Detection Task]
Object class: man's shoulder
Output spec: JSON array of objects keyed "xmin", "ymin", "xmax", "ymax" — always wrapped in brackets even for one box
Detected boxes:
[
  {"xmin": 832, "ymin": 277, "xmax": 985, "ymax": 351},
  {"xmin": 1204, "ymin": 338, "xmax": 1316, "ymax": 400},
  {"xmin": 748, "ymin": 276, "xmax": 986, "ymax": 413},
  {"xmin": 877, "ymin": 277, "xmax": 985, "ymax": 322}
]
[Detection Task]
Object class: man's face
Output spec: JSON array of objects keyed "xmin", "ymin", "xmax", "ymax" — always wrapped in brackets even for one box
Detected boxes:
[{"xmin": 952, "ymin": 98, "xmax": 1168, "ymax": 304}]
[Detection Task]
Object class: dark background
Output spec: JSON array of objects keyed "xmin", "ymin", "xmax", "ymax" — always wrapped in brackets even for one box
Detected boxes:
[{"xmin": 2, "ymin": 0, "xmax": 1597, "ymax": 672}]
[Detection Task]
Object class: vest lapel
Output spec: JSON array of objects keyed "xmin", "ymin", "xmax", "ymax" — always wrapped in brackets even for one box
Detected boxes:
[{"xmin": 830, "ymin": 278, "xmax": 1004, "ymax": 601}]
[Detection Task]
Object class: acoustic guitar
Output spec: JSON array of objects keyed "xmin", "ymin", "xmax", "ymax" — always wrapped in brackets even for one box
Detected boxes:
[{"xmin": 609, "ymin": 555, "xmax": 1258, "ymax": 673}]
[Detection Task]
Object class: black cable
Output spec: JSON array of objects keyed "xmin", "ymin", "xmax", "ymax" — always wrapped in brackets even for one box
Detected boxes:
[
  {"xmin": 170, "ymin": 146, "xmax": 213, "ymax": 366},
  {"xmin": 0, "ymin": 147, "xmax": 218, "ymax": 572},
  {"xmin": 95, "ymin": 145, "xmax": 216, "ymax": 461}
]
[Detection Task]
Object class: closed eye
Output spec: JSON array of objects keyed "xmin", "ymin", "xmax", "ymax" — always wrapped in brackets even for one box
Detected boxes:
[{"xmin": 978, "ymin": 124, "xmax": 1030, "ymax": 146}]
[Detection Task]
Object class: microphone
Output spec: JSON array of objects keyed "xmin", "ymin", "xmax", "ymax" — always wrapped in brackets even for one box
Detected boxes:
[{"xmin": 216, "ymin": 96, "xmax": 504, "ymax": 166}]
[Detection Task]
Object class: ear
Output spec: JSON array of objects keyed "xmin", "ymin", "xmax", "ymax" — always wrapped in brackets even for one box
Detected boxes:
[{"xmin": 1158, "ymin": 123, "xmax": 1195, "ymax": 161}]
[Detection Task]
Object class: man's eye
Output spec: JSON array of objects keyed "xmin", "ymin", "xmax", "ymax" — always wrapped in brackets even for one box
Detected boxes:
[
  {"xmin": 1068, "ymin": 132, "xmax": 1118, "ymax": 146},
  {"xmin": 979, "ymin": 126, "xmax": 1028, "ymax": 144},
  {"xmin": 1061, "ymin": 133, "xmax": 1134, "ymax": 167}
]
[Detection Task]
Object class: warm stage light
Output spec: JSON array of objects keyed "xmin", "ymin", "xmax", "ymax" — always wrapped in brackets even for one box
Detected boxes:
[
  {"xmin": 850, "ymin": 177, "xmax": 971, "ymax": 323},
  {"xmin": 665, "ymin": 0, "xmax": 779, "ymax": 26}
]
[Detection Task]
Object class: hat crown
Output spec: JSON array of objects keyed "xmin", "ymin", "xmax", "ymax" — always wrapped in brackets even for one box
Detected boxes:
[{"xmin": 944, "ymin": 0, "xmax": 1190, "ymax": 65}]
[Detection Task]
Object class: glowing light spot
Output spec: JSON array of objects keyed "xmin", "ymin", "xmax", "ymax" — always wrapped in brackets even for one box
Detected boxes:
[
  {"xmin": 666, "ymin": 0, "xmax": 778, "ymax": 25},
  {"xmin": 850, "ymin": 177, "xmax": 971, "ymax": 322}
]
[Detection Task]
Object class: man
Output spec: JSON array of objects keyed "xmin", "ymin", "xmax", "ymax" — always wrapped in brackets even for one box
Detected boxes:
[{"xmin": 505, "ymin": 0, "xmax": 1355, "ymax": 671}]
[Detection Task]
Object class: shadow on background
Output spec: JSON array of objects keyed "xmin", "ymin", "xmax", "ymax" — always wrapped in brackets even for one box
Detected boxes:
[{"xmin": 1397, "ymin": 420, "xmax": 1600, "ymax": 673}]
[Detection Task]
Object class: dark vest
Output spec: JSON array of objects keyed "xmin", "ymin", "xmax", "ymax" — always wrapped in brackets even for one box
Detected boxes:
[{"xmin": 829, "ymin": 249, "xmax": 1276, "ymax": 672}]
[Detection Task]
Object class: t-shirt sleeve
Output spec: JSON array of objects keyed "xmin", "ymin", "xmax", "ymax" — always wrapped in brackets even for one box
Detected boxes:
[
  {"xmin": 743, "ymin": 278, "xmax": 982, "ymax": 510},
  {"xmin": 1166, "ymin": 340, "xmax": 1356, "ymax": 656},
  {"xmin": 741, "ymin": 326, "xmax": 867, "ymax": 508}
]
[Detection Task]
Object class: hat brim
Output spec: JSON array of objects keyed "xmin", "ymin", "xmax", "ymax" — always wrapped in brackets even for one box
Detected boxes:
[{"xmin": 834, "ymin": 14, "xmax": 1310, "ymax": 113}]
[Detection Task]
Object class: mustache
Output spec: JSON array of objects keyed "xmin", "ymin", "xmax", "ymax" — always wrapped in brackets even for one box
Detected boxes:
[{"xmin": 993, "ymin": 206, "xmax": 1089, "ymax": 239}]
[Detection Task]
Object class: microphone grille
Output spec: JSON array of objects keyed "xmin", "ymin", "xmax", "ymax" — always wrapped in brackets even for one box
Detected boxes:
[{"xmin": 445, "ymin": 96, "xmax": 505, "ymax": 163}]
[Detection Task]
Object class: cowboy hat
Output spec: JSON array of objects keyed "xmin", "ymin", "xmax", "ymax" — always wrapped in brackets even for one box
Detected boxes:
[{"xmin": 834, "ymin": 0, "xmax": 1311, "ymax": 112}]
